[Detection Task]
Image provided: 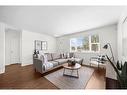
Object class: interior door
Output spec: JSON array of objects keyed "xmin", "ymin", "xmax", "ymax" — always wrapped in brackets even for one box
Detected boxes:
[
  {"xmin": 5, "ymin": 29, "xmax": 20, "ymax": 65},
  {"xmin": 10, "ymin": 32, "xmax": 20, "ymax": 64}
]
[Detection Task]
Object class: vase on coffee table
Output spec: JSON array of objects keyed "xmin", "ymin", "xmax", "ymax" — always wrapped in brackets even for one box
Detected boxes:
[{"xmin": 68, "ymin": 59, "xmax": 76, "ymax": 66}]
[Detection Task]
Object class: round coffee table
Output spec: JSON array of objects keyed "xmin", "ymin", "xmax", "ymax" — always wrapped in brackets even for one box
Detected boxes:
[{"xmin": 63, "ymin": 63, "xmax": 81, "ymax": 78}]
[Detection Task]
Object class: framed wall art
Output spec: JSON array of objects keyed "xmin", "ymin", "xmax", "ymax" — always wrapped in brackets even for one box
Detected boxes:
[
  {"xmin": 41, "ymin": 41, "xmax": 47, "ymax": 50},
  {"xmin": 35, "ymin": 40, "xmax": 42, "ymax": 50}
]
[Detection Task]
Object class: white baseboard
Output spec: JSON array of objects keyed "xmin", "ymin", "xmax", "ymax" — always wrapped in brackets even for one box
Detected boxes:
[
  {"xmin": 0, "ymin": 67, "xmax": 5, "ymax": 74},
  {"xmin": 21, "ymin": 63, "xmax": 32, "ymax": 66}
]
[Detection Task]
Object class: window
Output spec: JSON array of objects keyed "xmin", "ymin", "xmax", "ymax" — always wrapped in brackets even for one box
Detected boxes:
[
  {"xmin": 70, "ymin": 38, "xmax": 77, "ymax": 52},
  {"xmin": 70, "ymin": 34, "xmax": 100, "ymax": 52},
  {"xmin": 91, "ymin": 35, "xmax": 100, "ymax": 52},
  {"xmin": 82, "ymin": 36, "xmax": 89, "ymax": 51}
]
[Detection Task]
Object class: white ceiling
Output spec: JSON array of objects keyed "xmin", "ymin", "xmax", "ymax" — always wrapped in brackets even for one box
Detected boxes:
[{"xmin": 0, "ymin": 6, "xmax": 125, "ymax": 37}]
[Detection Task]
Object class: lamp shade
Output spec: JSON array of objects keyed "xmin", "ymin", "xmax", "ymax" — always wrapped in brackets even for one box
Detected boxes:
[
  {"xmin": 103, "ymin": 43, "xmax": 115, "ymax": 62},
  {"xmin": 103, "ymin": 44, "xmax": 108, "ymax": 49}
]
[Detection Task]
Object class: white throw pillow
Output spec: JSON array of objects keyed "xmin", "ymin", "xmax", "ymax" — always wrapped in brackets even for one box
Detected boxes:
[
  {"xmin": 43, "ymin": 54, "xmax": 48, "ymax": 63},
  {"xmin": 37, "ymin": 53, "xmax": 48, "ymax": 63},
  {"xmin": 37, "ymin": 54, "xmax": 41, "ymax": 59},
  {"xmin": 43, "ymin": 62, "xmax": 53, "ymax": 71},
  {"xmin": 67, "ymin": 53, "xmax": 70, "ymax": 58},
  {"xmin": 61, "ymin": 53, "xmax": 64, "ymax": 59},
  {"xmin": 39, "ymin": 50, "xmax": 44, "ymax": 55}
]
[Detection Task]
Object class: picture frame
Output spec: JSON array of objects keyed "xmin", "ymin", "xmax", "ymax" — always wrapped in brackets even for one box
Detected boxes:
[
  {"xmin": 35, "ymin": 40, "xmax": 42, "ymax": 50},
  {"xmin": 41, "ymin": 41, "xmax": 47, "ymax": 50}
]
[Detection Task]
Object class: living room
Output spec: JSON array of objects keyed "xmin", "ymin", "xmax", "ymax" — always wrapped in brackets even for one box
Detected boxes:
[{"xmin": 0, "ymin": 6, "xmax": 127, "ymax": 90}]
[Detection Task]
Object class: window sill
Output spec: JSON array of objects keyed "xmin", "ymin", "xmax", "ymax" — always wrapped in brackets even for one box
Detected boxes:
[{"xmin": 70, "ymin": 51, "xmax": 100, "ymax": 54}]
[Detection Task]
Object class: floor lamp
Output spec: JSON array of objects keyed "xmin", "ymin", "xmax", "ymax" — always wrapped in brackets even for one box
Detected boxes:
[
  {"xmin": 103, "ymin": 43, "xmax": 115, "ymax": 62},
  {"xmin": 103, "ymin": 43, "xmax": 127, "ymax": 88}
]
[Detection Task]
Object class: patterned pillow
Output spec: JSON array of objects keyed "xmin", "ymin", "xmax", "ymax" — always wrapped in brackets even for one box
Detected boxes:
[
  {"xmin": 61, "ymin": 53, "xmax": 64, "ymax": 59},
  {"xmin": 37, "ymin": 54, "xmax": 41, "ymax": 59},
  {"xmin": 39, "ymin": 50, "xmax": 44, "ymax": 55},
  {"xmin": 41, "ymin": 54, "xmax": 47, "ymax": 63},
  {"xmin": 63, "ymin": 53, "xmax": 67, "ymax": 59},
  {"xmin": 67, "ymin": 53, "xmax": 70, "ymax": 58},
  {"xmin": 45, "ymin": 53, "xmax": 53, "ymax": 61}
]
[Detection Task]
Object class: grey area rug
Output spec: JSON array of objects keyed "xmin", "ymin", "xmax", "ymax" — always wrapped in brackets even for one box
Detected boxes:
[{"xmin": 44, "ymin": 66, "xmax": 94, "ymax": 89}]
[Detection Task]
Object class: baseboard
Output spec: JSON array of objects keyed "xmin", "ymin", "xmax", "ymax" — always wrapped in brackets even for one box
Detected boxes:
[
  {"xmin": 0, "ymin": 67, "xmax": 5, "ymax": 74},
  {"xmin": 21, "ymin": 63, "xmax": 33, "ymax": 66}
]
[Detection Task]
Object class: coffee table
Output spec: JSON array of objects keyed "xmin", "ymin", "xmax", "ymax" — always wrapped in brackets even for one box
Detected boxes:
[{"xmin": 63, "ymin": 63, "xmax": 81, "ymax": 78}]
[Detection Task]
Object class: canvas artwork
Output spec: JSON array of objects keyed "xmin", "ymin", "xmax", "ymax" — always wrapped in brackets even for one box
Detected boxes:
[
  {"xmin": 42, "ymin": 41, "xmax": 47, "ymax": 50},
  {"xmin": 35, "ymin": 40, "xmax": 42, "ymax": 50}
]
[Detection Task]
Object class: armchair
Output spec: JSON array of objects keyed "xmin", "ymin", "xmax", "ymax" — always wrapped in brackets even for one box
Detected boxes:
[{"xmin": 90, "ymin": 55, "xmax": 106, "ymax": 69}]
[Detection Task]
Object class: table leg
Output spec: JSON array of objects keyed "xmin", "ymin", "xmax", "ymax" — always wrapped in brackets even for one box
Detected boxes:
[
  {"xmin": 63, "ymin": 68, "xmax": 79, "ymax": 78},
  {"xmin": 77, "ymin": 69, "xmax": 79, "ymax": 78},
  {"xmin": 71, "ymin": 69, "xmax": 73, "ymax": 75},
  {"xmin": 63, "ymin": 68, "xmax": 65, "ymax": 75}
]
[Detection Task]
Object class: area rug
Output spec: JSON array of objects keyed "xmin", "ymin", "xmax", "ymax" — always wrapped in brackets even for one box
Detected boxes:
[{"xmin": 44, "ymin": 66, "xmax": 94, "ymax": 89}]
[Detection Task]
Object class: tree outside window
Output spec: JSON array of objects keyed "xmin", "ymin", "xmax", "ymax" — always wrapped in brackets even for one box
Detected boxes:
[{"xmin": 70, "ymin": 34, "xmax": 100, "ymax": 52}]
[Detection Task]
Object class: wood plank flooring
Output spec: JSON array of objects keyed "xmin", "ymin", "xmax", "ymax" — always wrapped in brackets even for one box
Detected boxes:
[
  {"xmin": 86, "ymin": 67, "xmax": 106, "ymax": 89},
  {"xmin": 0, "ymin": 64, "xmax": 105, "ymax": 89}
]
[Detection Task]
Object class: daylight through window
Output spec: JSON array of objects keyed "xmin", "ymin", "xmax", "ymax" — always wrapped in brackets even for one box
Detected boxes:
[{"xmin": 70, "ymin": 34, "xmax": 100, "ymax": 52}]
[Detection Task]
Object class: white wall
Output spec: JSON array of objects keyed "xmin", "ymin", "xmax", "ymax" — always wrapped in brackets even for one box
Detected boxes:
[
  {"xmin": 0, "ymin": 23, "xmax": 5, "ymax": 73},
  {"xmin": 56, "ymin": 24, "xmax": 117, "ymax": 65},
  {"xmin": 21, "ymin": 30, "xmax": 56, "ymax": 66},
  {"xmin": 117, "ymin": 8, "xmax": 127, "ymax": 63},
  {"xmin": 0, "ymin": 22, "xmax": 57, "ymax": 73}
]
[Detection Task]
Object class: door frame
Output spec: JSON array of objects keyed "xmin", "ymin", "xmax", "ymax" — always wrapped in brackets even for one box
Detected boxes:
[{"xmin": 5, "ymin": 28, "xmax": 22, "ymax": 65}]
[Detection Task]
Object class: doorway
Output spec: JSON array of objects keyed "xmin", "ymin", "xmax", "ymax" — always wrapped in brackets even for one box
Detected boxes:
[{"xmin": 5, "ymin": 28, "xmax": 21, "ymax": 65}]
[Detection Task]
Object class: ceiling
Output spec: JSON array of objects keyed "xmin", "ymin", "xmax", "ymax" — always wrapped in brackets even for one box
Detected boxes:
[{"xmin": 0, "ymin": 6, "xmax": 125, "ymax": 37}]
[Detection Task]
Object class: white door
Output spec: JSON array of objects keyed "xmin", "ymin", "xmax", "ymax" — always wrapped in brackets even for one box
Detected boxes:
[{"xmin": 5, "ymin": 29, "xmax": 20, "ymax": 65}]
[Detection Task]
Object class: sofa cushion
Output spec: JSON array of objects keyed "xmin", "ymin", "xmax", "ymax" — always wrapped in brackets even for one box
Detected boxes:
[
  {"xmin": 45, "ymin": 53, "xmax": 53, "ymax": 61},
  {"xmin": 43, "ymin": 62, "xmax": 53, "ymax": 71},
  {"xmin": 52, "ymin": 53, "xmax": 61, "ymax": 60},
  {"xmin": 54, "ymin": 59, "xmax": 68, "ymax": 65},
  {"xmin": 49, "ymin": 61, "xmax": 59, "ymax": 67}
]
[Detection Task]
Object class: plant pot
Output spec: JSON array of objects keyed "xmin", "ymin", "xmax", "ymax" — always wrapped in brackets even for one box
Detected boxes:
[{"xmin": 71, "ymin": 61, "xmax": 76, "ymax": 66}]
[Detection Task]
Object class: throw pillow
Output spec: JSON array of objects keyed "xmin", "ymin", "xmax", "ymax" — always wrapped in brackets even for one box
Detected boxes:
[
  {"xmin": 37, "ymin": 54, "xmax": 41, "ymax": 59},
  {"xmin": 67, "ymin": 53, "xmax": 70, "ymax": 58},
  {"xmin": 39, "ymin": 50, "xmax": 44, "ymax": 55},
  {"xmin": 61, "ymin": 53, "xmax": 64, "ymax": 59},
  {"xmin": 63, "ymin": 53, "xmax": 67, "ymax": 59},
  {"xmin": 43, "ymin": 54, "xmax": 48, "ymax": 63}
]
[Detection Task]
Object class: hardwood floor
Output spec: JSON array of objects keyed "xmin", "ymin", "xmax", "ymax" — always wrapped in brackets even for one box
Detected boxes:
[
  {"xmin": 0, "ymin": 64, "xmax": 105, "ymax": 89},
  {"xmin": 86, "ymin": 68, "xmax": 106, "ymax": 89}
]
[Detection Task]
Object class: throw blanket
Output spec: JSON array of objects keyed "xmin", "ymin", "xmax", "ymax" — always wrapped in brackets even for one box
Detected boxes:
[{"xmin": 43, "ymin": 62, "xmax": 53, "ymax": 71}]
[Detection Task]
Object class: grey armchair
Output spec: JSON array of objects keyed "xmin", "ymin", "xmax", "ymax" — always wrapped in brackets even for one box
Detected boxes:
[{"xmin": 90, "ymin": 55, "xmax": 106, "ymax": 69}]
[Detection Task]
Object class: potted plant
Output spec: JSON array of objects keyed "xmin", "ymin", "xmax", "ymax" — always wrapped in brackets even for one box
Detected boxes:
[{"xmin": 106, "ymin": 55, "xmax": 127, "ymax": 89}]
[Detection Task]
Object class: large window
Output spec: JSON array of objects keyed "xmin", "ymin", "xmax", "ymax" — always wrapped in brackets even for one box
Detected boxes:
[{"xmin": 70, "ymin": 34, "xmax": 100, "ymax": 52}]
